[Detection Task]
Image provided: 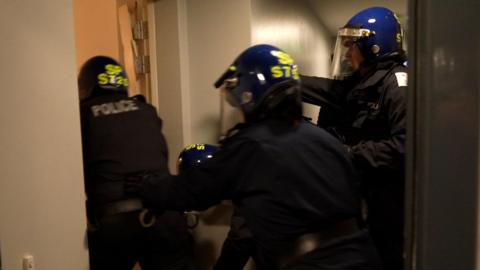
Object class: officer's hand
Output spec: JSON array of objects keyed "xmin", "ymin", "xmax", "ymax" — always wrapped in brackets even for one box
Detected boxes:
[
  {"xmin": 124, "ymin": 174, "xmax": 146, "ymax": 195},
  {"xmin": 343, "ymin": 144, "xmax": 355, "ymax": 161},
  {"xmin": 124, "ymin": 172, "xmax": 170, "ymax": 215}
]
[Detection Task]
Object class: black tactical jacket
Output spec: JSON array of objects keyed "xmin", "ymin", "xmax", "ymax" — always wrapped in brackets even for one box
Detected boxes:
[
  {"xmin": 134, "ymin": 119, "xmax": 381, "ymax": 269},
  {"xmin": 301, "ymin": 59, "xmax": 407, "ymax": 184},
  {"xmin": 301, "ymin": 59, "xmax": 407, "ymax": 265},
  {"xmin": 80, "ymin": 92, "xmax": 169, "ymax": 206}
]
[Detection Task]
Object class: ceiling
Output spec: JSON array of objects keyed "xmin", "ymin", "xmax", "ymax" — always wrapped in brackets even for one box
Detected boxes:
[{"xmin": 306, "ymin": 0, "xmax": 408, "ymax": 35}]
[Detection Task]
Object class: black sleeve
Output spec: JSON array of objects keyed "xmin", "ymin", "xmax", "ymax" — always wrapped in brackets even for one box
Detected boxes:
[
  {"xmin": 140, "ymin": 98, "xmax": 169, "ymax": 161},
  {"xmin": 350, "ymin": 78, "xmax": 406, "ymax": 170},
  {"xmin": 156, "ymin": 116, "xmax": 169, "ymax": 162},
  {"xmin": 300, "ymin": 75, "xmax": 345, "ymax": 110},
  {"xmin": 300, "ymin": 75, "xmax": 351, "ymax": 129},
  {"xmin": 138, "ymin": 139, "xmax": 261, "ymax": 212}
]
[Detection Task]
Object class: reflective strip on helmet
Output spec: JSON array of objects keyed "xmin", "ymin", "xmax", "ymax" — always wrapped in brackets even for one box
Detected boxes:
[{"xmin": 337, "ymin": 28, "xmax": 372, "ymax": 38}]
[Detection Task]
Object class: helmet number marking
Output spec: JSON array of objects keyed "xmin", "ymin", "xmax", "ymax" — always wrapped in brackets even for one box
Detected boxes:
[
  {"xmin": 97, "ymin": 64, "xmax": 129, "ymax": 87},
  {"xmin": 270, "ymin": 50, "xmax": 299, "ymax": 80},
  {"xmin": 396, "ymin": 33, "xmax": 402, "ymax": 43},
  {"xmin": 271, "ymin": 65, "xmax": 299, "ymax": 80},
  {"xmin": 185, "ymin": 144, "xmax": 205, "ymax": 151}
]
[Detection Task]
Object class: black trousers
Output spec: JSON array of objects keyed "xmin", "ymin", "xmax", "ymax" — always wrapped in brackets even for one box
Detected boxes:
[
  {"xmin": 365, "ymin": 180, "xmax": 405, "ymax": 270},
  {"xmin": 88, "ymin": 210, "xmax": 194, "ymax": 270},
  {"xmin": 213, "ymin": 211, "xmax": 255, "ymax": 270},
  {"xmin": 269, "ymin": 230, "xmax": 382, "ymax": 270},
  {"xmin": 367, "ymin": 204, "xmax": 404, "ymax": 270}
]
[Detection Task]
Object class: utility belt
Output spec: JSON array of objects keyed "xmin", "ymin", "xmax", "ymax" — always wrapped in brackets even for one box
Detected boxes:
[
  {"xmin": 87, "ymin": 199, "xmax": 200, "ymax": 230},
  {"xmin": 88, "ymin": 198, "xmax": 156, "ymax": 229},
  {"xmin": 279, "ymin": 218, "xmax": 360, "ymax": 268}
]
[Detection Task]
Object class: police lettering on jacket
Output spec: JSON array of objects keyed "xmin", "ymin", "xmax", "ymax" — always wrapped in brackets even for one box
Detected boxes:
[{"xmin": 90, "ymin": 99, "xmax": 139, "ymax": 117}]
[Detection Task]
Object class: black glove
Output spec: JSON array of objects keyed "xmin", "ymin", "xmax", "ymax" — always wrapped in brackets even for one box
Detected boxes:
[
  {"xmin": 124, "ymin": 172, "xmax": 149, "ymax": 196},
  {"xmin": 124, "ymin": 172, "xmax": 171, "ymax": 215},
  {"xmin": 344, "ymin": 144, "xmax": 354, "ymax": 157}
]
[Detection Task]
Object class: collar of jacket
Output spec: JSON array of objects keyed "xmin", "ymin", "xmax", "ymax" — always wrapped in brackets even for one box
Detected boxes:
[
  {"xmin": 352, "ymin": 59, "xmax": 402, "ymax": 92},
  {"xmin": 80, "ymin": 91, "xmax": 128, "ymax": 105}
]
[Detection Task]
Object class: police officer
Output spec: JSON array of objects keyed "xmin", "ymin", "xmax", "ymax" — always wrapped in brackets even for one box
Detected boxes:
[
  {"xmin": 78, "ymin": 56, "xmax": 194, "ymax": 270},
  {"xmin": 301, "ymin": 7, "xmax": 407, "ymax": 270},
  {"xmin": 178, "ymin": 144, "xmax": 255, "ymax": 270},
  {"xmin": 126, "ymin": 44, "xmax": 382, "ymax": 270},
  {"xmin": 177, "ymin": 143, "xmax": 219, "ymax": 230}
]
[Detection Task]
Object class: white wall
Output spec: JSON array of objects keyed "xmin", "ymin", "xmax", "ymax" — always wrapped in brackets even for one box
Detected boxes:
[
  {"xmin": 152, "ymin": 0, "xmax": 188, "ymax": 172},
  {"xmin": 185, "ymin": 0, "xmax": 252, "ymax": 145},
  {"xmin": 250, "ymin": 0, "xmax": 333, "ymax": 124},
  {"xmin": 185, "ymin": 1, "xmax": 252, "ymax": 269},
  {"xmin": 0, "ymin": 1, "xmax": 89, "ymax": 270},
  {"xmin": 251, "ymin": 0, "xmax": 333, "ymax": 77}
]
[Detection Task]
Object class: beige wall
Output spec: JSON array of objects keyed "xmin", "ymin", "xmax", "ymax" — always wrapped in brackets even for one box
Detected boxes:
[
  {"xmin": 73, "ymin": 0, "xmax": 120, "ymax": 70},
  {"xmin": 0, "ymin": 1, "xmax": 89, "ymax": 269}
]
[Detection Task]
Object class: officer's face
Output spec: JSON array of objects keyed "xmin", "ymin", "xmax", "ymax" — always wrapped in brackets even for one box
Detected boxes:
[{"xmin": 345, "ymin": 43, "xmax": 365, "ymax": 72}]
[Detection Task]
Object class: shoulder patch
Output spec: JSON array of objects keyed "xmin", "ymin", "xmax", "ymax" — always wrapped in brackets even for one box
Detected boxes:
[{"xmin": 394, "ymin": 72, "xmax": 408, "ymax": 87}]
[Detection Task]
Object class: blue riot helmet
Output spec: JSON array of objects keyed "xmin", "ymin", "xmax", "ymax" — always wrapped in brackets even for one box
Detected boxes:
[
  {"xmin": 214, "ymin": 44, "xmax": 301, "ymax": 121},
  {"xmin": 177, "ymin": 144, "xmax": 219, "ymax": 175},
  {"xmin": 331, "ymin": 7, "xmax": 404, "ymax": 79},
  {"xmin": 78, "ymin": 56, "xmax": 129, "ymax": 101}
]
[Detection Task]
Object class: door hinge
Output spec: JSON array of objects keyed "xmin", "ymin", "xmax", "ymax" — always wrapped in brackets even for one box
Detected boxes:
[
  {"xmin": 135, "ymin": 55, "xmax": 150, "ymax": 74},
  {"xmin": 133, "ymin": 20, "xmax": 148, "ymax": 40}
]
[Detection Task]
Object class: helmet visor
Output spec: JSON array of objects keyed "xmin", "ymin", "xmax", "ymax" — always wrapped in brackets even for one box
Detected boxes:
[
  {"xmin": 330, "ymin": 28, "xmax": 371, "ymax": 80},
  {"xmin": 220, "ymin": 77, "xmax": 239, "ymax": 107},
  {"xmin": 219, "ymin": 80, "xmax": 244, "ymax": 136}
]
